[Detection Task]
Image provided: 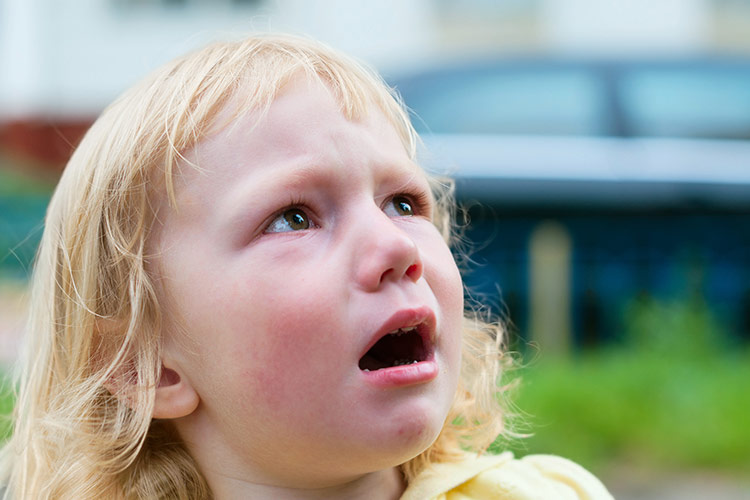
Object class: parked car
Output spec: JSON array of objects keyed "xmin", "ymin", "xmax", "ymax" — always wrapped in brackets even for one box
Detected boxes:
[
  {"xmin": 389, "ymin": 58, "xmax": 750, "ymax": 347},
  {"xmin": 391, "ymin": 58, "xmax": 750, "ymax": 210}
]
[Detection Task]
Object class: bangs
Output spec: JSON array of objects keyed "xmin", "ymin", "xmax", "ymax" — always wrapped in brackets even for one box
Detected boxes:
[{"xmin": 174, "ymin": 34, "xmax": 417, "ymax": 162}]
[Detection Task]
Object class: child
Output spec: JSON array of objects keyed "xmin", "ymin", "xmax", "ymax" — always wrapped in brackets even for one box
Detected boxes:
[{"xmin": 1, "ymin": 35, "xmax": 613, "ymax": 499}]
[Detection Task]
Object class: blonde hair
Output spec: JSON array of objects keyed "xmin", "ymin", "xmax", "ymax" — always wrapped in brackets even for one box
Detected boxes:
[{"xmin": 1, "ymin": 34, "xmax": 511, "ymax": 499}]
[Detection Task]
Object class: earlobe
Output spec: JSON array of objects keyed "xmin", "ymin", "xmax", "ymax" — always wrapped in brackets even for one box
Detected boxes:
[{"xmin": 153, "ymin": 363, "xmax": 200, "ymax": 419}]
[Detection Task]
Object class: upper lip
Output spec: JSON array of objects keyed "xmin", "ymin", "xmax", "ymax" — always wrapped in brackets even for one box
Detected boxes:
[{"xmin": 359, "ymin": 305, "xmax": 437, "ymax": 360}]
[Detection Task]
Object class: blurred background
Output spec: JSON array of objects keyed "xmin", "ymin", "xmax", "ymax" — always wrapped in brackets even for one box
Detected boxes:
[{"xmin": 1, "ymin": 0, "xmax": 749, "ymax": 498}]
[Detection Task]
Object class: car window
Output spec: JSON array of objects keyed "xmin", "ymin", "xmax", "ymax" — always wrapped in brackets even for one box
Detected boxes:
[
  {"xmin": 620, "ymin": 68, "xmax": 750, "ymax": 139},
  {"xmin": 399, "ymin": 68, "xmax": 608, "ymax": 136}
]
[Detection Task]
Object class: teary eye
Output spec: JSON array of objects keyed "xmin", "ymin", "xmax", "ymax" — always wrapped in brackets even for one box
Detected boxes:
[
  {"xmin": 385, "ymin": 196, "xmax": 414, "ymax": 217},
  {"xmin": 265, "ymin": 208, "xmax": 311, "ymax": 233}
]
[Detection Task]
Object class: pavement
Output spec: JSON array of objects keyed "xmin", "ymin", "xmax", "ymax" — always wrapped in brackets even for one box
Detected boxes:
[{"xmin": 603, "ymin": 465, "xmax": 750, "ymax": 500}]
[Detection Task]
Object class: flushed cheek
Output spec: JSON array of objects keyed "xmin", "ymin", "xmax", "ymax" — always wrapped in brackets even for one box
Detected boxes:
[
  {"xmin": 428, "ymin": 243, "xmax": 464, "ymax": 380},
  {"xmin": 221, "ymin": 287, "xmax": 345, "ymax": 415},
  {"xmin": 425, "ymin": 241, "xmax": 464, "ymax": 320}
]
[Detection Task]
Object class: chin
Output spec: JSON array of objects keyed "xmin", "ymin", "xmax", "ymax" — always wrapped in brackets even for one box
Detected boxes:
[
  {"xmin": 379, "ymin": 396, "xmax": 450, "ymax": 464},
  {"xmin": 295, "ymin": 402, "xmax": 449, "ymax": 484}
]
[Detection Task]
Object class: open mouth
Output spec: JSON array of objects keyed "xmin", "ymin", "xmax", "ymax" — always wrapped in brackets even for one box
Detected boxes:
[{"xmin": 358, "ymin": 325, "xmax": 429, "ymax": 371}]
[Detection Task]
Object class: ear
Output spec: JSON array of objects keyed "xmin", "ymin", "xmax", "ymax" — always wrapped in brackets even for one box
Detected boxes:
[{"xmin": 153, "ymin": 360, "xmax": 200, "ymax": 419}]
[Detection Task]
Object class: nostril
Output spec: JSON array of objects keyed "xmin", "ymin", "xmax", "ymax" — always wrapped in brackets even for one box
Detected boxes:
[
  {"xmin": 355, "ymin": 220, "xmax": 424, "ymax": 290},
  {"xmin": 379, "ymin": 269, "xmax": 394, "ymax": 283},
  {"xmin": 377, "ymin": 262, "xmax": 420, "ymax": 286},
  {"xmin": 405, "ymin": 263, "xmax": 422, "ymax": 282}
]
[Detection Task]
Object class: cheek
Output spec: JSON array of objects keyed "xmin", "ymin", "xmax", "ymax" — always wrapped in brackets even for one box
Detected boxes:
[
  {"xmin": 426, "ymin": 237, "xmax": 464, "ymax": 318},
  {"xmin": 221, "ymin": 277, "xmax": 343, "ymax": 413},
  {"xmin": 425, "ymin": 236, "xmax": 465, "ymax": 375}
]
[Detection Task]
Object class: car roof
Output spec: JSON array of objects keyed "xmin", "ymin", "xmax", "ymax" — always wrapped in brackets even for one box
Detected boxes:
[
  {"xmin": 391, "ymin": 56, "xmax": 750, "ymax": 140},
  {"xmin": 389, "ymin": 57, "xmax": 750, "ymax": 209}
]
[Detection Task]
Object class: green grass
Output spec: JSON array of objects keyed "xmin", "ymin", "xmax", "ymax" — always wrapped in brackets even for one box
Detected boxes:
[
  {"xmin": 501, "ymin": 351, "xmax": 750, "ymax": 473},
  {"xmin": 0, "ymin": 377, "xmax": 15, "ymax": 442},
  {"xmin": 496, "ymin": 297, "xmax": 750, "ymax": 475},
  {"xmin": 0, "ymin": 164, "xmax": 56, "ymax": 197}
]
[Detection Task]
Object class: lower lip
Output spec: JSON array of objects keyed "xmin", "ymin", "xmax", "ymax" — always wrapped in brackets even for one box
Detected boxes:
[{"xmin": 361, "ymin": 359, "xmax": 438, "ymax": 389}]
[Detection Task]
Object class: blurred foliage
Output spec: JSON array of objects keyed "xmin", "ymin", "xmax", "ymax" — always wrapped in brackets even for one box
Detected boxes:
[
  {"xmin": 497, "ymin": 296, "xmax": 750, "ymax": 475},
  {"xmin": 0, "ymin": 166, "xmax": 56, "ymax": 197},
  {"xmin": 0, "ymin": 378, "xmax": 14, "ymax": 443}
]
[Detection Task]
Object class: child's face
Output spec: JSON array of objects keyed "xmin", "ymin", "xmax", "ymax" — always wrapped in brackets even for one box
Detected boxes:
[{"xmin": 154, "ymin": 76, "xmax": 464, "ymax": 484}]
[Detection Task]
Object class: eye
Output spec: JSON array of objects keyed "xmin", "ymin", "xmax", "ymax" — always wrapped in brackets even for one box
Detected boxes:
[
  {"xmin": 265, "ymin": 208, "xmax": 311, "ymax": 233},
  {"xmin": 384, "ymin": 195, "xmax": 415, "ymax": 217},
  {"xmin": 383, "ymin": 196, "xmax": 417, "ymax": 217}
]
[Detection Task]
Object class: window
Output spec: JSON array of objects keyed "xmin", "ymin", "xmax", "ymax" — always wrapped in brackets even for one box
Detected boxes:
[
  {"xmin": 620, "ymin": 67, "xmax": 750, "ymax": 140},
  {"xmin": 399, "ymin": 68, "xmax": 608, "ymax": 136}
]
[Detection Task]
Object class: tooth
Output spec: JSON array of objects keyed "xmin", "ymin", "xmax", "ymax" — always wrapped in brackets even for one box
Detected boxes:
[
  {"xmin": 387, "ymin": 326, "xmax": 418, "ymax": 336},
  {"xmin": 363, "ymin": 368, "xmax": 370, "ymax": 372}
]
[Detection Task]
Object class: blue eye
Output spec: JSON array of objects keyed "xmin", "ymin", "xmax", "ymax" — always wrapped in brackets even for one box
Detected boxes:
[
  {"xmin": 266, "ymin": 208, "xmax": 311, "ymax": 233},
  {"xmin": 385, "ymin": 196, "xmax": 415, "ymax": 217}
]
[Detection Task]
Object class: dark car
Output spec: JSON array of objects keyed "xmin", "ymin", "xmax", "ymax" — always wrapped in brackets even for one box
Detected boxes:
[
  {"xmin": 391, "ymin": 58, "xmax": 750, "ymax": 209},
  {"xmin": 389, "ymin": 59, "xmax": 750, "ymax": 347}
]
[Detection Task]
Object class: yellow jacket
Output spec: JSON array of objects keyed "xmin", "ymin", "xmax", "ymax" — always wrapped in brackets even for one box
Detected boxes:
[{"xmin": 401, "ymin": 452, "xmax": 614, "ymax": 500}]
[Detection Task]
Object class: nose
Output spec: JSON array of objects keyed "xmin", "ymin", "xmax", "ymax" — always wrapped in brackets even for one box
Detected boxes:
[{"xmin": 352, "ymin": 210, "xmax": 423, "ymax": 292}]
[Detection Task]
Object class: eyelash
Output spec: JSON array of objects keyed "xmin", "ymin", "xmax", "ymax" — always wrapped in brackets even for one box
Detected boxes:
[
  {"xmin": 263, "ymin": 196, "xmax": 313, "ymax": 233},
  {"xmin": 263, "ymin": 190, "xmax": 432, "ymax": 234}
]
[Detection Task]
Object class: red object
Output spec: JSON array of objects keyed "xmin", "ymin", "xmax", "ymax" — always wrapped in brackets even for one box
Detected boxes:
[{"xmin": 0, "ymin": 118, "xmax": 94, "ymax": 170}]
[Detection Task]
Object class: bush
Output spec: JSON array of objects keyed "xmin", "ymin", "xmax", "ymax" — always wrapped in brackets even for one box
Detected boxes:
[{"xmin": 497, "ymin": 296, "xmax": 750, "ymax": 475}]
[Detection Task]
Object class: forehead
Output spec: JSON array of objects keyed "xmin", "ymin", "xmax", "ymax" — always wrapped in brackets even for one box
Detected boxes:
[
  {"xmin": 229, "ymin": 76, "xmax": 397, "ymax": 147},
  {"xmin": 168, "ymin": 76, "xmax": 426, "ymax": 211}
]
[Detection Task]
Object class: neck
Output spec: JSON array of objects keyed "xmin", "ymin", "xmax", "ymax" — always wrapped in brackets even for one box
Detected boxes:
[{"xmin": 208, "ymin": 466, "xmax": 405, "ymax": 500}]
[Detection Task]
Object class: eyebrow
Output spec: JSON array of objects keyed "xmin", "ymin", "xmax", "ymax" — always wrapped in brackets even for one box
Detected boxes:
[
  {"xmin": 216, "ymin": 156, "xmax": 428, "ymax": 235},
  {"xmin": 216, "ymin": 159, "xmax": 323, "ymax": 231}
]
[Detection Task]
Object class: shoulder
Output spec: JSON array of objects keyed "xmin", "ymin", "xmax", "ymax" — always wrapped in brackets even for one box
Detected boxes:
[{"xmin": 401, "ymin": 452, "xmax": 614, "ymax": 500}]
